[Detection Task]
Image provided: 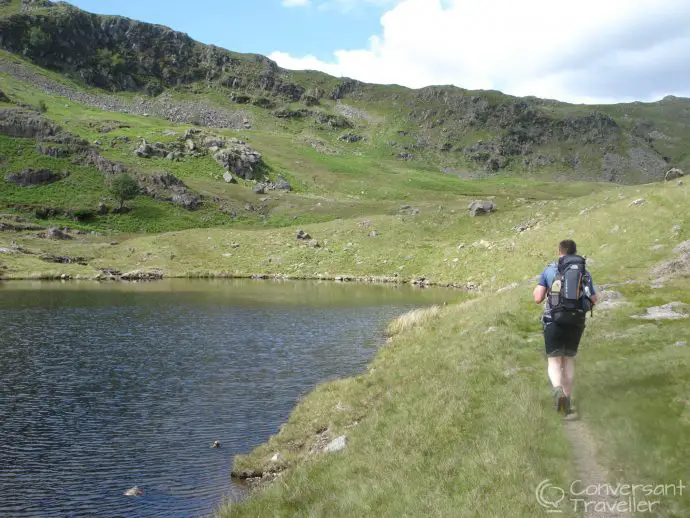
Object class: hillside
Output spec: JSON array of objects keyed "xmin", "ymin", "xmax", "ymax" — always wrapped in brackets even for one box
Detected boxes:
[{"xmin": 1, "ymin": 0, "xmax": 690, "ymax": 195}]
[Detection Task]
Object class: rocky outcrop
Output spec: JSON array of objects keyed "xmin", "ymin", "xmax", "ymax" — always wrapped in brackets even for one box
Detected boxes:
[
  {"xmin": 136, "ymin": 171, "xmax": 201, "ymax": 210},
  {"xmin": 0, "ymin": 108, "xmax": 58, "ymax": 138},
  {"xmin": 6, "ymin": 168, "xmax": 67, "ymax": 186},
  {"xmin": 213, "ymin": 144, "xmax": 263, "ymax": 180},
  {"xmin": 80, "ymin": 149, "xmax": 129, "ymax": 175},
  {"xmin": 120, "ymin": 269, "xmax": 164, "ymax": 281},
  {"xmin": 0, "ymin": 88, "xmax": 9, "ymax": 103},
  {"xmin": 39, "ymin": 253, "xmax": 87, "ymax": 265},
  {"xmin": 45, "ymin": 227, "xmax": 71, "ymax": 240},
  {"xmin": 36, "ymin": 144, "xmax": 71, "ymax": 158}
]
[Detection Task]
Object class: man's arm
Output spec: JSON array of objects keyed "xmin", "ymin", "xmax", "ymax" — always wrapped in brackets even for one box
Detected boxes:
[
  {"xmin": 534, "ymin": 268, "xmax": 549, "ymax": 303},
  {"xmin": 534, "ymin": 285, "xmax": 547, "ymax": 304}
]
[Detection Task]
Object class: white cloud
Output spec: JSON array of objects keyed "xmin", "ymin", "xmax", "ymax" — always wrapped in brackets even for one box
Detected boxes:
[
  {"xmin": 281, "ymin": 0, "xmax": 310, "ymax": 7},
  {"xmin": 270, "ymin": 0, "xmax": 690, "ymax": 103}
]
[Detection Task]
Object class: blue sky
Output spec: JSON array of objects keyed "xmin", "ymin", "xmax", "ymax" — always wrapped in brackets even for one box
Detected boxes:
[{"xmin": 68, "ymin": 0, "xmax": 387, "ymax": 61}]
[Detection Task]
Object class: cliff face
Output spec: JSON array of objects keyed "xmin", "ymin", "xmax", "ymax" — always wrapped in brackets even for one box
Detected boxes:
[{"xmin": 0, "ymin": 0, "xmax": 685, "ymax": 182}]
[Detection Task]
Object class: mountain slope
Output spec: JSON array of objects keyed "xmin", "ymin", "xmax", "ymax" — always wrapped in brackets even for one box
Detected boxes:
[{"xmin": 1, "ymin": 0, "xmax": 689, "ymax": 184}]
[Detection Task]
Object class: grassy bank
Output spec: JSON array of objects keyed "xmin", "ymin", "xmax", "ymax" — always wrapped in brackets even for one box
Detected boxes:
[{"xmin": 213, "ymin": 181, "xmax": 689, "ymax": 517}]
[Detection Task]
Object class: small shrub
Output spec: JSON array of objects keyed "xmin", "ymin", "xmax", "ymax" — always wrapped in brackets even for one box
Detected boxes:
[
  {"xmin": 108, "ymin": 173, "xmax": 139, "ymax": 212},
  {"xmin": 37, "ymin": 100, "xmax": 48, "ymax": 113}
]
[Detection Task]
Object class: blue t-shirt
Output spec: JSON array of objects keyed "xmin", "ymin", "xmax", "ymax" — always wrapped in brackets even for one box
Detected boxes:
[{"xmin": 538, "ymin": 260, "xmax": 596, "ymax": 322}]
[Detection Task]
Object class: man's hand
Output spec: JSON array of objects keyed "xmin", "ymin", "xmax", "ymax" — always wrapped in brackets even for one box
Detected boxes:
[{"xmin": 533, "ymin": 285, "xmax": 547, "ymax": 304}]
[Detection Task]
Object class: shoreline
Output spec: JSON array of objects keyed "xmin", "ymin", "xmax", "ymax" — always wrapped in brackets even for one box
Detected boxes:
[{"xmin": 0, "ymin": 270, "xmax": 480, "ymax": 290}]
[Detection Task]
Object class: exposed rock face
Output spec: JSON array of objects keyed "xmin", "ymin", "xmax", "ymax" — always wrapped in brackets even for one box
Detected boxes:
[
  {"xmin": 80, "ymin": 149, "xmax": 128, "ymax": 175},
  {"xmin": 468, "ymin": 200, "xmax": 495, "ymax": 216},
  {"xmin": 213, "ymin": 144, "xmax": 263, "ymax": 180},
  {"xmin": 36, "ymin": 144, "xmax": 71, "ymax": 158},
  {"xmin": 0, "ymin": 108, "xmax": 58, "ymax": 138},
  {"xmin": 6, "ymin": 168, "xmax": 67, "ymax": 187},
  {"xmin": 137, "ymin": 172, "xmax": 201, "ymax": 210}
]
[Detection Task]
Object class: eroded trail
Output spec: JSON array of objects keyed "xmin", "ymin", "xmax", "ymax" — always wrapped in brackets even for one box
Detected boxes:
[{"xmin": 563, "ymin": 416, "xmax": 630, "ymax": 517}]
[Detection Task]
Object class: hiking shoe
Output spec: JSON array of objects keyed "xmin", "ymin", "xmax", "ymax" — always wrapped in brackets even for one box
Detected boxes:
[
  {"xmin": 552, "ymin": 386, "xmax": 567, "ymax": 413},
  {"xmin": 564, "ymin": 396, "xmax": 572, "ymax": 415}
]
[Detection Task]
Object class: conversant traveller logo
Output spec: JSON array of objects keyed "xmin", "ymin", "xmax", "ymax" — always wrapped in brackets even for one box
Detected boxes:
[{"xmin": 535, "ymin": 479, "xmax": 685, "ymax": 514}]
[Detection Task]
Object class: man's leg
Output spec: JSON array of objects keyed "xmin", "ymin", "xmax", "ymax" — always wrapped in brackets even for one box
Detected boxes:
[
  {"xmin": 547, "ymin": 356, "xmax": 564, "ymax": 388},
  {"xmin": 562, "ymin": 356, "xmax": 575, "ymax": 397}
]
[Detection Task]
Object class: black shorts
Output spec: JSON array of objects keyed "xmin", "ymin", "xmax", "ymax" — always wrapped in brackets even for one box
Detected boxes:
[{"xmin": 543, "ymin": 321, "xmax": 584, "ymax": 357}]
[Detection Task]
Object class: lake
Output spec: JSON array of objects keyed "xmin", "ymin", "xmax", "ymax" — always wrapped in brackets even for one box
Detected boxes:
[{"xmin": 0, "ymin": 279, "xmax": 457, "ymax": 517}]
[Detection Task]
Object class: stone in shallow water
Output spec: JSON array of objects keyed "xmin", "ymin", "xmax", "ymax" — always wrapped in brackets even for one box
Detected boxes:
[{"xmin": 124, "ymin": 486, "xmax": 143, "ymax": 497}]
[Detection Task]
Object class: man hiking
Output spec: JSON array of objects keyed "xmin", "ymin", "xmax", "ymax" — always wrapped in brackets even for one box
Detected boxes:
[{"xmin": 533, "ymin": 239, "xmax": 597, "ymax": 415}]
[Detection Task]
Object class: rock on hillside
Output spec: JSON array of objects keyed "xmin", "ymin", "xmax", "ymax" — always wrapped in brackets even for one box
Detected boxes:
[
  {"xmin": 136, "ymin": 171, "xmax": 201, "ymax": 211},
  {"xmin": 6, "ymin": 168, "xmax": 67, "ymax": 186},
  {"xmin": 213, "ymin": 144, "xmax": 263, "ymax": 180}
]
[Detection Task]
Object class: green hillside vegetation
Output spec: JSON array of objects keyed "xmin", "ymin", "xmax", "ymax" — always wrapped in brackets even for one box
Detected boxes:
[{"xmin": 0, "ymin": 1, "xmax": 688, "ymax": 517}]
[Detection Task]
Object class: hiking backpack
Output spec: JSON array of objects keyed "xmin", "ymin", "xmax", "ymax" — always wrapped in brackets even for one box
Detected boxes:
[{"xmin": 549, "ymin": 255, "xmax": 591, "ymax": 326}]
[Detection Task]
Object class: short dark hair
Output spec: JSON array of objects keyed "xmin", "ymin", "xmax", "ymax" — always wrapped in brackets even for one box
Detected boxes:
[{"xmin": 559, "ymin": 239, "xmax": 577, "ymax": 255}]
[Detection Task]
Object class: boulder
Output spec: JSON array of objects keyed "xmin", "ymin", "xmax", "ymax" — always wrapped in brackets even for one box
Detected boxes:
[
  {"xmin": 629, "ymin": 198, "xmax": 646, "ymax": 207},
  {"xmin": 46, "ymin": 227, "xmax": 71, "ymax": 240},
  {"xmin": 309, "ymin": 239, "xmax": 320, "ymax": 248},
  {"xmin": 274, "ymin": 177, "xmax": 292, "ymax": 191},
  {"xmin": 253, "ymin": 183, "xmax": 267, "ymax": 194},
  {"xmin": 296, "ymin": 229, "xmax": 311, "ymax": 240},
  {"xmin": 7, "ymin": 168, "xmax": 66, "ymax": 187},
  {"xmin": 223, "ymin": 172, "xmax": 237, "ymax": 184},
  {"xmin": 213, "ymin": 144, "xmax": 264, "ymax": 180},
  {"xmin": 98, "ymin": 202, "xmax": 109, "ymax": 215},
  {"xmin": 468, "ymin": 200, "xmax": 495, "ymax": 216},
  {"xmin": 323, "ymin": 435, "xmax": 347, "ymax": 453},
  {"xmin": 665, "ymin": 168, "xmax": 684, "ymax": 181}
]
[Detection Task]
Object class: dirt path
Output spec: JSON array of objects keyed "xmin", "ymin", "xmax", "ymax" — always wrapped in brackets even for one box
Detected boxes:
[{"xmin": 563, "ymin": 415, "xmax": 630, "ymax": 517}]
